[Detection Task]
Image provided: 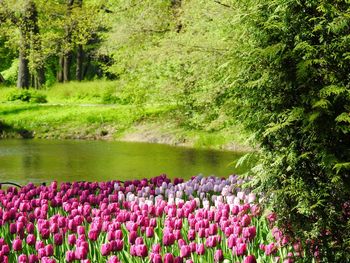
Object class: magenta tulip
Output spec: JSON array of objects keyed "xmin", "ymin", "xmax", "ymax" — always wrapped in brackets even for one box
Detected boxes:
[
  {"xmin": 12, "ymin": 239, "xmax": 22, "ymax": 251},
  {"xmin": 243, "ymin": 255, "xmax": 257, "ymax": 263},
  {"xmin": 164, "ymin": 253, "xmax": 174, "ymax": 263},
  {"xmin": 65, "ymin": 251, "xmax": 75, "ymax": 262}
]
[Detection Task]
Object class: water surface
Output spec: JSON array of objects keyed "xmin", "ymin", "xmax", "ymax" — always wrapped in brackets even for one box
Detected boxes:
[{"xmin": 0, "ymin": 139, "xmax": 249, "ymax": 185}]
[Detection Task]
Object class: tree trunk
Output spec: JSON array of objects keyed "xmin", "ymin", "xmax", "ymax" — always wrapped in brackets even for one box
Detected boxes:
[
  {"xmin": 17, "ymin": 32, "xmax": 30, "ymax": 89},
  {"xmin": 76, "ymin": 44, "xmax": 84, "ymax": 81},
  {"xmin": 57, "ymin": 55, "xmax": 64, "ymax": 82},
  {"xmin": 36, "ymin": 66, "xmax": 45, "ymax": 88},
  {"xmin": 63, "ymin": 53, "xmax": 71, "ymax": 82}
]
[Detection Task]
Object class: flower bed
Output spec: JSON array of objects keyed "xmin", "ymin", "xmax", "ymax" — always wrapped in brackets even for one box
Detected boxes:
[{"xmin": 0, "ymin": 175, "xmax": 299, "ymax": 262}]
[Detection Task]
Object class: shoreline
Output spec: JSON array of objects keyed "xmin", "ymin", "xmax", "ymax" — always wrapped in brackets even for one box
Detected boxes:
[{"xmin": 0, "ymin": 103, "xmax": 252, "ymax": 152}]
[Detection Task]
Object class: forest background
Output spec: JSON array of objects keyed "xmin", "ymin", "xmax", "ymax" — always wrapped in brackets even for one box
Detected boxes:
[{"xmin": 1, "ymin": 0, "xmax": 350, "ymax": 261}]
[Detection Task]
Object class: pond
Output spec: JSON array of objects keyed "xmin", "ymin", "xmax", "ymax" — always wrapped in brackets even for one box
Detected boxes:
[{"xmin": 0, "ymin": 139, "xmax": 251, "ymax": 185}]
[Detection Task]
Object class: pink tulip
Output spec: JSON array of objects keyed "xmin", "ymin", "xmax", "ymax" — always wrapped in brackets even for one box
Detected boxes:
[
  {"xmin": 164, "ymin": 253, "xmax": 174, "ymax": 263},
  {"xmin": 151, "ymin": 253, "xmax": 162, "ymax": 263},
  {"xmin": 187, "ymin": 229, "xmax": 195, "ymax": 241},
  {"xmin": 234, "ymin": 243, "xmax": 247, "ymax": 256},
  {"xmin": 26, "ymin": 234, "xmax": 36, "ymax": 246},
  {"xmin": 163, "ymin": 233, "xmax": 175, "ymax": 246},
  {"xmin": 265, "ymin": 242, "xmax": 277, "ymax": 255},
  {"xmin": 129, "ymin": 230, "xmax": 138, "ymax": 244},
  {"xmin": 28, "ymin": 254, "xmax": 39, "ymax": 263},
  {"xmin": 88, "ymin": 230, "xmax": 99, "ymax": 241},
  {"xmin": 180, "ymin": 245, "xmax": 190, "ymax": 258},
  {"xmin": 2, "ymin": 244, "xmax": 10, "ymax": 255},
  {"xmin": 75, "ymin": 246, "xmax": 88, "ymax": 260},
  {"xmin": 68, "ymin": 234, "xmax": 76, "ymax": 246},
  {"xmin": 243, "ymin": 255, "xmax": 257, "ymax": 263},
  {"xmin": 214, "ymin": 249, "xmax": 223, "ymax": 262},
  {"xmin": 101, "ymin": 243, "xmax": 111, "ymax": 256},
  {"xmin": 196, "ymin": 243, "xmax": 205, "ymax": 255},
  {"xmin": 18, "ymin": 254, "xmax": 27, "ymax": 263},
  {"xmin": 206, "ymin": 236, "xmax": 217, "ymax": 248},
  {"xmin": 136, "ymin": 244, "xmax": 148, "ymax": 257},
  {"xmin": 108, "ymin": 255, "xmax": 120, "ymax": 263},
  {"xmin": 152, "ymin": 243, "xmax": 161, "ymax": 254},
  {"xmin": 12, "ymin": 239, "xmax": 22, "ymax": 251},
  {"xmin": 65, "ymin": 251, "xmax": 75, "ymax": 262},
  {"xmin": 146, "ymin": 227, "xmax": 154, "ymax": 238},
  {"xmin": 54, "ymin": 233, "xmax": 63, "ymax": 245},
  {"xmin": 241, "ymin": 214, "xmax": 251, "ymax": 227},
  {"xmin": 135, "ymin": 237, "xmax": 144, "ymax": 245},
  {"xmin": 45, "ymin": 244, "xmax": 54, "ymax": 257},
  {"xmin": 38, "ymin": 248, "xmax": 46, "ymax": 259},
  {"xmin": 115, "ymin": 229, "xmax": 123, "ymax": 239}
]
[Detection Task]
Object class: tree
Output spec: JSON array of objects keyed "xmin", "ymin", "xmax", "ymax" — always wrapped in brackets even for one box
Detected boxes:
[
  {"xmin": 0, "ymin": 0, "xmax": 44, "ymax": 88},
  {"xmin": 235, "ymin": 0, "xmax": 350, "ymax": 260}
]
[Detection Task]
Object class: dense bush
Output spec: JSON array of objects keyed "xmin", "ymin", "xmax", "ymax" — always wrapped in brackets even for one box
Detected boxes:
[
  {"xmin": 234, "ymin": 0, "xmax": 350, "ymax": 261},
  {"xmin": 7, "ymin": 89, "xmax": 47, "ymax": 103}
]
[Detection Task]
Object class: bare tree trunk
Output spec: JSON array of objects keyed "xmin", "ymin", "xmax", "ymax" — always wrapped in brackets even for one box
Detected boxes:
[
  {"xmin": 36, "ymin": 66, "xmax": 45, "ymax": 88},
  {"xmin": 63, "ymin": 53, "xmax": 71, "ymax": 82},
  {"xmin": 17, "ymin": 32, "xmax": 30, "ymax": 89},
  {"xmin": 76, "ymin": 44, "xmax": 84, "ymax": 81},
  {"xmin": 57, "ymin": 55, "xmax": 64, "ymax": 82}
]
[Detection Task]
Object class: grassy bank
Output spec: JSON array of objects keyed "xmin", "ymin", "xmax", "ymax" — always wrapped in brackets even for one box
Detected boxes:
[{"xmin": 0, "ymin": 82, "xmax": 249, "ymax": 151}]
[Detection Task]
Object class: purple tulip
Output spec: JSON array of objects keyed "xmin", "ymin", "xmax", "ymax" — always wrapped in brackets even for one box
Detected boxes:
[
  {"xmin": 88, "ymin": 230, "xmax": 99, "ymax": 241},
  {"xmin": 213, "ymin": 249, "xmax": 223, "ymax": 262},
  {"xmin": 265, "ymin": 242, "xmax": 277, "ymax": 255},
  {"xmin": 163, "ymin": 233, "xmax": 175, "ymax": 246},
  {"xmin": 241, "ymin": 214, "xmax": 251, "ymax": 227},
  {"xmin": 243, "ymin": 255, "xmax": 257, "ymax": 263},
  {"xmin": 45, "ymin": 244, "xmax": 54, "ymax": 257},
  {"xmin": 164, "ymin": 253, "xmax": 174, "ymax": 263},
  {"xmin": 28, "ymin": 254, "xmax": 39, "ymax": 263},
  {"xmin": 234, "ymin": 243, "xmax": 247, "ymax": 256},
  {"xmin": 66, "ymin": 251, "xmax": 75, "ymax": 262},
  {"xmin": 9, "ymin": 223, "xmax": 16, "ymax": 234},
  {"xmin": 206, "ymin": 236, "xmax": 217, "ymax": 248},
  {"xmin": 26, "ymin": 234, "xmax": 36, "ymax": 246},
  {"xmin": 196, "ymin": 243, "xmax": 205, "ymax": 255},
  {"xmin": 75, "ymin": 246, "xmax": 88, "ymax": 260},
  {"xmin": 54, "ymin": 233, "xmax": 63, "ymax": 245},
  {"xmin": 136, "ymin": 244, "xmax": 148, "ymax": 257},
  {"xmin": 107, "ymin": 256, "xmax": 120, "ymax": 263},
  {"xmin": 101, "ymin": 243, "xmax": 111, "ymax": 256},
  {"xmin": 180, "ymin": 245, "xmax": 190, "ymax": 258},
  {"xmin": 151, "ymin": 253, "xmax": 163, "ymax": 263},
  {"xmin": 135, "ymin": 237, "xmax": 144, "ymax": 245},
  {"xmin": 12, "ymin": 239, "xmax": 22, "ymax": 251},
  {"xmin": 18, "ymin": 254, "xmax": 27, "ymax": 263},
  {"xmin": 129, "ymin": 230, "xmax": 138, "ymax": 244},
  {"xmin": 146, "ymin": 227, "xmax": 154, "ymax": 238}
]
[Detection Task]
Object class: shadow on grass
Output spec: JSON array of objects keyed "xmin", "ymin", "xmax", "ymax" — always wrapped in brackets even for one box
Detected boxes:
[
  {"xmin": 0, "ymin": 105, "xmax": 40, "ymax": 116},
  {"xmin": 0, "ymin": 120, "xmax": 34, "ymax": 139}
]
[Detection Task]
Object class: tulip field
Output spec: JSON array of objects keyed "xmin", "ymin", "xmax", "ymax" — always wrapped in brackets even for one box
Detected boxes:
[{"xmin": 0, "ymin": 174, "xmax": 303, "ymax": 263}]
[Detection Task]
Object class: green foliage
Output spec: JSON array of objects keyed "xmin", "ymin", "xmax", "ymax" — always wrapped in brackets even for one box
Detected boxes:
[
  {"xmin": 101, "ymin": 0, "xmax": 244, "ymax": 131},
  {"xmin": 1, "ymin": 59, "xmax": 18, "ymax": 86},
  {"xmin": 234, "ymin": 0, "xmax": 350, "ymax": 260},
  {"xmin": 7, "ymin": 89, "xmax": 47, "ymax": 103}
]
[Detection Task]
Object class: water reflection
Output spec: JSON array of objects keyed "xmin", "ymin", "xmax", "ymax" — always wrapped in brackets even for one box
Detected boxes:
[{"xmin": 0, "ymin": 139, "xmax": 250, "ymax": 185}]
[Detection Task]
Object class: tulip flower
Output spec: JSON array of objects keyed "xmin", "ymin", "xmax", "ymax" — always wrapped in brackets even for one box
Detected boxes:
[
  {"xmin": 244, "ymin": 255, "xmax": 257, "ymax": 263},
  {"xmin": 164, "ymin": 253, "xmax": 174, "ymax": 263},
  {"xmin": 12, "ymin": 239, "xmax": 22, "ymax": 251}
]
